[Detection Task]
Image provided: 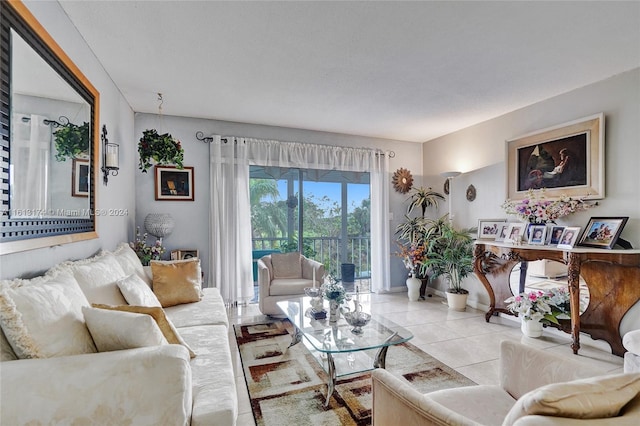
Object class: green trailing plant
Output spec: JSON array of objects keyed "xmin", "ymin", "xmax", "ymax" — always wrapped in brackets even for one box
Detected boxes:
[
  {"xmin": 53, "ymin": 121, "xmax": 90, "ymax": 161},
  {"xmin": 419, "ymin": 217, "xmax": 476, "ymax": 294},
  {"xmin": 138, "ymin": 129, "xmax": 184, "ymax": 172}
]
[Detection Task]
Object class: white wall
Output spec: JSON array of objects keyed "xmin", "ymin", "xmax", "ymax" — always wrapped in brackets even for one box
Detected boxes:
[
  {"xmin": 134, "ymin": 113, "xmax": 423, "ymax": 288},
  {"xmin": 0, "ymin": 1, "xmax": 135, "ymax": 279},
  {"xmin": 421, "ymin": 68, "xmax": 640, "ymax": 331}
]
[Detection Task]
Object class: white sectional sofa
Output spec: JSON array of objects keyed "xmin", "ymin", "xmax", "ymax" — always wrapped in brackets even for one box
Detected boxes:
[{"xmin": 0, "ymin": 243, "xmax": 237, "ymax": 426}]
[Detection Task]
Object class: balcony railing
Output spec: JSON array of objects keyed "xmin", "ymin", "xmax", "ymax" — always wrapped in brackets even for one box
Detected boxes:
[{"xmin": 252, "ymin": 236, "xmax": 371, "ymax": 280}]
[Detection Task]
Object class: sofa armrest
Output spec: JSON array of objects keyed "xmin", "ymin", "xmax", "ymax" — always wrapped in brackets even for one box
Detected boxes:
[
  {"xmin": 257, "ymin": 258, "xmax": 272, "ymax": 296},
  {"xmin": 500, "ymin": 340, "xmax": 599, "ymax": 399},
  {"xmin": 1, "ymin": 345, "xmax": 192, "ymax": 426},
  {"xmin": 371, "ymin": 368, "xmax": 479, "ymax": 426}
]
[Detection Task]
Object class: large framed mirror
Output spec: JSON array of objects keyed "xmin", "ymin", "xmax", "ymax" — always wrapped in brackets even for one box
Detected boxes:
[{"xmin": 1, "ymin": 0, "xmax": 99, "ymax": 254}]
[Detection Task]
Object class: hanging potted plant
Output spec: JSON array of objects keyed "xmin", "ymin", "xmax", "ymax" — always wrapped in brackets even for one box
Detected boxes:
[
  {"xmin": 138, "ymin": 129, "xmax": 184, "ymax": 172},
  {"xmin": 53, "ymin": 121, "xmax": 90, "ymax": 161},
  {"xmin": 419, "ymin": 218, "xmax": 476, "ymax": 311}
]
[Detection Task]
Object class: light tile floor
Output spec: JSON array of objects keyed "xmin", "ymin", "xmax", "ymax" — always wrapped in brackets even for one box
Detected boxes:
[{"xmin": 227, "ymin": 292, "xmax": 623, "ymax": 426}]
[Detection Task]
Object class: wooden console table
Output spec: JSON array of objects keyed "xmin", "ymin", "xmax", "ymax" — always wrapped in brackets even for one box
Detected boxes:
[{"xmin": 473, "ymin": 241, "xmax": 640, "ymax": 356}]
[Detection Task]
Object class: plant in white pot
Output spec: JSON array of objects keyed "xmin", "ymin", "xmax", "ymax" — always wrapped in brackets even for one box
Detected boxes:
[{"xmin": 419, "ymin": 219, "xmax": 475, "ymax": 311}]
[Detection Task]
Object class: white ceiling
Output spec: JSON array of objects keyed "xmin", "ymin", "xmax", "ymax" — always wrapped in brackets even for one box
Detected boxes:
[{"xmin": 58, "ymin": 0, "xmax": 640, "ymax": 143}]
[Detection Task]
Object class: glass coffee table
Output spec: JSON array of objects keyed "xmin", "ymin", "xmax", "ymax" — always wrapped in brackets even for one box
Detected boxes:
[{"xmin": 277, "ymin": 296, "xmax": 413, "ymax": 406}]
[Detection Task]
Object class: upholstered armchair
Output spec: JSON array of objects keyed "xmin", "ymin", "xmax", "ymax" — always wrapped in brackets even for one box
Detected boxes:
[
  {"xmin": 257, "ymin": 252, "xmax": 324, "ymax": 316},
  {"xmin": 372, "ymin": 340, "xmax": 640, "ymax": 425}
]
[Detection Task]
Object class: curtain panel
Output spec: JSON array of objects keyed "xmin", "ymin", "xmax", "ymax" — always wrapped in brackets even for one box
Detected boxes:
[{"xmin": 209, "ymin": 136, "xmax": 391, "ymax": 304}]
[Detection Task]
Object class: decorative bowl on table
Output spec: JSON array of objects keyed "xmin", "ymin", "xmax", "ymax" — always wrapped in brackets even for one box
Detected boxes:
[
  {"xmin": 343, "ymin": 311, "xmax": 371, "ymax": 334},
  {"xmin": 304, "ymin": 287, "xmax": 322, "ymax": 298}
]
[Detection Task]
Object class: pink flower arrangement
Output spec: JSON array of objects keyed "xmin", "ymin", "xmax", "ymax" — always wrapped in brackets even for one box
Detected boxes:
[
  {"xmin": 502, "ymin": 189, "xmax": 595, "ymax": 224},
  {"xmin": 505, "ymin": 288, "xmax": 571, "ymax": 324},
  {"xmin": 130, "ymin": 227, "xmax": 166, "ymax": 265}
]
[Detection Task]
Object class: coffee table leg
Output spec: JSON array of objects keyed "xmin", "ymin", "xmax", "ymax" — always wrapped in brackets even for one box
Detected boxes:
[
  {"xmin": 325, "ymin": 352, "xmax": 336, "ymax": 407},
  {"xmin": 289, "ymin": 327, "xmax": 302, "ymax": 348},
  {"xmin": 373, "ymin": 331, "xmax": 399, "ymax": 369}
]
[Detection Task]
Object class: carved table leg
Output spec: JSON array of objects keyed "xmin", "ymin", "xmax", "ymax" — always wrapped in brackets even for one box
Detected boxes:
[{"xmin": 567, "ymin": 252, "xmax": 582, "ymax": 355}]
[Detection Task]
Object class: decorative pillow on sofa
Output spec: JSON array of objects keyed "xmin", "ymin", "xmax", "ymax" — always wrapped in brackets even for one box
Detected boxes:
[
  {"xmin": 107, "ymin": 242, "xmax": 152, "ymax": 287},
  {"xmin": 503, "ymin": 372, "xmax": 640, "ymax": 425},
  {"xmin": 271, "ymin": 252, "xmax": 302, "ymax": 278},
  {"xmin": 117, "ymin": 274, "xmax": 162, "ymax": 307},
  {"xmin": 57, "ymin": 252, "xmax": 128, "ymax": 305},
  {"xmin": 92, "ymin": 303, "xmax": 196, "ymax": 358},
  {"xmin": 83, "ymin": 306, "xmax": 167, "ymax": 352},
  {"xmin": 0, "ymin": 271, "xmax": 97, "ymax": 359},
  {"xmin": 150, "ymin": 259, "xmax": 203, "ymax": 308}
]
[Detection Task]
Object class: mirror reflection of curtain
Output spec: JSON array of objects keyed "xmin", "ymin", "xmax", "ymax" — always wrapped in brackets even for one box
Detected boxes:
[{"xmin": 11, "ymin": 113, "xmax": 51, "ymax": 214}]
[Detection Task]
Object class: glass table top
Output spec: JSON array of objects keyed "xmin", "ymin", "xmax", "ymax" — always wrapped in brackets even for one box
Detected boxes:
[{"xmin": 276, "ymin": 296, "xmax": 413, "ymax": 354}]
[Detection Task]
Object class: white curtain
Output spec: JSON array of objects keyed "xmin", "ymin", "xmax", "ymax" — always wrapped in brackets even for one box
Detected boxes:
[
  {"xmin": 11, "ymin": 114, "xmax": 51, "ymax": 214},
  {"xmin": 209, "ymin": 136, "xmax": 254, "ymax": 305},
  {"xmin": 209, "ymin": 136, "xmax": 391, "ymax": 302}
]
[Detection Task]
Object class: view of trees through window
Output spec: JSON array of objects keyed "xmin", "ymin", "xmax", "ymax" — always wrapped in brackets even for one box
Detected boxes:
[{"xmin": 250, "ymin": 166, "xmax": 371, "ymax": 280}]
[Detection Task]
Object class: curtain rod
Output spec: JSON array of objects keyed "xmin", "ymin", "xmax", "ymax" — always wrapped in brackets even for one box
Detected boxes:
[{"xmin": 194, "ymin": 131, "xmax": 395, "ymax": 157}]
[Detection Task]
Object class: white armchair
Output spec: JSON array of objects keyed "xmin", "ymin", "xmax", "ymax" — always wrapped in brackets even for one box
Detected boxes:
[
  {"xmin": 372, "ymin": 340, "xmax": 640, "ymax": 425},
  {"xmin": 257, "ymin": 252, "xmax": 325, "ymax": 316},
  {"xmin": 623, "ymin": 330, "xmax": 640, "ymax": 373}
]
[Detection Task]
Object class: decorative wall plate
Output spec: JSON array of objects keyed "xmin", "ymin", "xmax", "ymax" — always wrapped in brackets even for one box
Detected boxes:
[
  {"xmin": 392, "ymin": 168, "xmax": 413, "ymax": 193},
  {"xmin": 466, "ymin": 184, "xmax": 476, "ymax": 201}
]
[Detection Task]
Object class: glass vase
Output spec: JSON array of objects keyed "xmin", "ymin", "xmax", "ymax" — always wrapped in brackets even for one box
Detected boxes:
[{"xmin": 329, "ymin": 300, "xmax": 340, "ymax": 324}]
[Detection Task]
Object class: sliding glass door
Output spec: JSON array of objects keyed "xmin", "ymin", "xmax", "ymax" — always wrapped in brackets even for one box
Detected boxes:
[{"xmin": 250, "ymin": 166, "xmax": 370, "ymax": 280}]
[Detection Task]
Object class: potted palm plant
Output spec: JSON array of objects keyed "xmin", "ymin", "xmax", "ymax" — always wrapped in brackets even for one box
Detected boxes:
[{"xmin": 419, "ymin": 219, "xmax": 475, "ymax": 311}]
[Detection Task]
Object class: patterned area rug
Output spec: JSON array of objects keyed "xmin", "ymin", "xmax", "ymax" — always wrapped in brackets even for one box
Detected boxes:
[{"xmin": 234, "ymin": 320, "xmax": 475, "ymax": 426}]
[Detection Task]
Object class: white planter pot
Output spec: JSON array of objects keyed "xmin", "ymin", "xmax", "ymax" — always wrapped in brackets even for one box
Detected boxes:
[
  {"xmin": 521, "ymin": 318, "xmax": 544, "ymax": 338},
  {"xmin": 445, "ymin": 291, "xmax": 468, "ymax": 311},
  {"xmin": 406, "ymin": 276, "xmax": 421, "ymax": 302}
]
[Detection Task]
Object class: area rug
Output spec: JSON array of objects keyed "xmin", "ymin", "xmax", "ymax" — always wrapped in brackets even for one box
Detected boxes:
[{"xmin": 234, "ymin": 320, "xmax": 475, "ymax": 426}]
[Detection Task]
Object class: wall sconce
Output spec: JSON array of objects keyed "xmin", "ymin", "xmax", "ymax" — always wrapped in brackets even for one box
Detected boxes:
[
  {"xmin": 101, "ymin": 124, "xmax": 119, "ymax": 185},
  {"xmin": 440, "ymin": 171, "xmax": 461, "ymax": 224}
]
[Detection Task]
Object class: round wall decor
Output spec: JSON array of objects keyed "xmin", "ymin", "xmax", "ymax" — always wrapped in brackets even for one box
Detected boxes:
[
  {"xmin": 392, "ymin": 168, "xmax": 414, "ymax": 193},
  {"xmin": 466, "ymin": 184, "xmax": 477, "ymax": 201}
]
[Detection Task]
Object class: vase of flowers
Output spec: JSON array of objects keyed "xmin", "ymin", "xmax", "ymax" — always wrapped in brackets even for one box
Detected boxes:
[
  {"xmin": 130, "ymin": 227, "xmax": 166, "ymax": 265},
  {"xmin": 322, "ymin": 276, "xmax": 346, "ymax": 324},
  {"xmin": 138, "ymin": 129, "xmax": 184, "ymax": 173},
  {"xmin": 501, "ymin": 188, "xmax": 596, "ymax": 224},
  {"xmin": 396, "ymin": 243, "xmax": 426, "ymax": 301},
  {"xmin": 505, "ymin": 288, "xmax": 572, "ymax": 338}
]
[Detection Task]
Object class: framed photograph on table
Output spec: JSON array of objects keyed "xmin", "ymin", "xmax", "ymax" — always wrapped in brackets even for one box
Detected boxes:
[
  {"xmin": 505, "ymin": 113, "xmax": 604, "ymax": 201},
  {"xmin": 527, "ymin": 225, "xmax": 547, "ymax": 245},
  {"xmin": 477, "ymin": 219, "xmax": 506, "ymax": 239},
  {"xmin": 494, "ymin": 223, "xmax": 511, "ymax": 242},
  {"xmin": 155, "ymin": 166, "xmax": 194, "ymax": 201},
  {"xmin": 72, "ymin": 159, "xmax": 89, "ymax": 197},
  {"xmin": 578, "ymin": 217, "xmax": 628, "ymax": 249},
  {"xmin": 171, "ymin": 249, "xmax": 199, "ymax": 260},
  {"xmin": 558, "ymin": 227, "xmax": 581, "ymax": 249},
  {"xmin": 504, "ymin": 223, "xmax": 526, "ymax": 244},
  {"xmin": 547, "ymin": 226, "xmax": 566, "ymax": 245}
]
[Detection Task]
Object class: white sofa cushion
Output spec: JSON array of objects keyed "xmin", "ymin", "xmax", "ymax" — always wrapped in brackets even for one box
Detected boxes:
[
  {"xmin": 58, "ymin": 252, "xmax": 128, "ymax": 305},
  {"xmin": 623, "ymin": 330, "xmax": 640, "ymax": 354},
  {"xmin": 108, "ymin": 242, "xmax": 152, "ymax": 287},
  {"xmin": 117, "ymin": 274, "xmax": 161, "ymax": 307},
  {"xmin": 269, "ymin": 278, "xmax": 313, "ymax": 296},
  {"xmin": 164, "ymin": 287, "xmax": 229, "ymax": 328},
  {"xmin": 83, "ymin": 306, "xmax": 168, "ymax": 352},
  {"xmin": 177, "ymin": 324, "xmax": 237, "ymax": 426},
  {"xmin": 503, "ymin": 372, "xmax": 640, "ymax": 425},
  {"xmin": 0, "ymin": 271, "xmax": 96, "ymax": 358}
]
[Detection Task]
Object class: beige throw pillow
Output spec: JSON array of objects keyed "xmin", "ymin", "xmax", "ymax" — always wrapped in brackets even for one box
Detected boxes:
[
  {"xmin": 92, "ymin": 304, "xmax": 196, "ymax": 358},
  {"xmin": 503, "ymin": 372, "xmax": 640, "ymax": 425},
  {"xmin": 117, "ymin": 274, "xmax": 162, "ymax": 307},
  {"xmin": 271, "ymin": 252, "xmax": 302, "ymax": 278},
  {"xmin": 62, "ymin": 253, "xmax": 128, "ymax": 305},
  {"xmin": 83, "ymin": 306, "xmax": 167, "ymax": 352},
  {"xmin": 108, "ymin": 242, "xmax": 152, "ymax": 287},
  {"xmin": 0, "ymin": 271, "xmax": 97, "ymax": 358},
  {"xmin": 150, "ymin": 259, "xmax": 203, "ymax": 307}
]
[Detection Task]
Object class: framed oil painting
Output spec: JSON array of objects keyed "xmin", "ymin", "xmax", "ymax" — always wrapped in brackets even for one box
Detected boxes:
[
  {"xmin": 506, "ymin": 113, "xmax": 604, "ymax": 201},
  {"xmin": 72, "ymin": 159, "xmax": 89, "ymax": 197},
  {"xmin": 154, "ymin": 166, "xmax": 194, "ymax": 201},
  {"xmin": 578, "ymin": 217, "xmax": 628, "ymax": 249}
]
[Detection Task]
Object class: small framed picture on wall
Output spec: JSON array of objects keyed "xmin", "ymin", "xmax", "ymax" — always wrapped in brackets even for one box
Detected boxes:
[{"xmin": 154, "ymin": 166, "xmax": 194, "ymax": 201}]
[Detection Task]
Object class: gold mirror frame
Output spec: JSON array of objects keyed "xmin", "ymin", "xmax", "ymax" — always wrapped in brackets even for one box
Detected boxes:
[{"xmin": 0, "ymin": 0, "xmax": 100, "ymax": 254}]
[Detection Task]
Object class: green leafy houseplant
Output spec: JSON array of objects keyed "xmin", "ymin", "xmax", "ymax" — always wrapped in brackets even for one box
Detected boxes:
[
  {"xmin": 419, "ymin": 219, "xmax": 475, "ymax": 294},
  {"xmin": 53, "ymin": 121, "xmax": 90, "ymax": 161},
  {"xmin": 138, "ymin": 129, "xmax": 184, "ymax": 172},
  {"xmin": 406, "ymin": 186, "xmax": 445, "ymax": 217}
]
